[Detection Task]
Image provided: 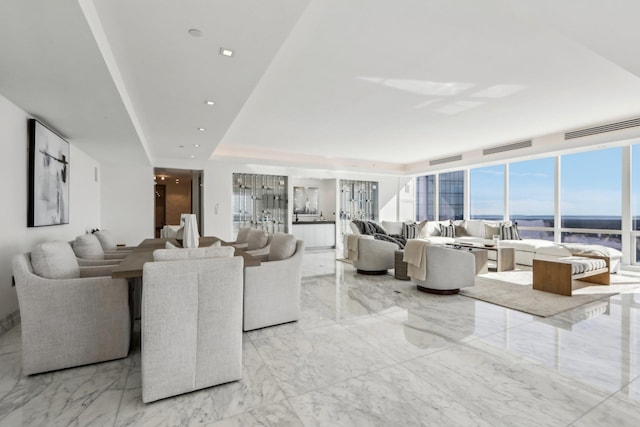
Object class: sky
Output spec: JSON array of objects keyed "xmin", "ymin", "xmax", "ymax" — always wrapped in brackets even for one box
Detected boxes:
[{"xmin": 469, "ymin": 146, "xmax": 631, "ymax": 218}]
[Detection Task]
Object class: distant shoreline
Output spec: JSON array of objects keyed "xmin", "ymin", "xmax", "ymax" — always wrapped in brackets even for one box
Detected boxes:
[{"xmin": 472, "ymin": 215, "xmax": 636, "ymax": 230}]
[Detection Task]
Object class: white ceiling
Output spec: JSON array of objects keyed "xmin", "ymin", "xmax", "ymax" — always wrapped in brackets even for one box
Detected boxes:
[
  {"xmin": 0, "ymin": 0, "xmax": 147, "ymax": 165},
  {"xmin": 2, "ymin": 0, "xmax": 640, "ymax": 173}
]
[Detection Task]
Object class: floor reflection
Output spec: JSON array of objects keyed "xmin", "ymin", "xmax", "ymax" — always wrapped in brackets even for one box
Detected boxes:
[{"xmin": 1, "ymin": 249, "xmax": 639, "ymax": 426}]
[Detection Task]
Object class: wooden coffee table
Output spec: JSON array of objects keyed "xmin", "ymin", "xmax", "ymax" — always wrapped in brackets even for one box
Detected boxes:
[{"xmin": 446, "ymin": 243, "xmax": 514, "ymax": 272}]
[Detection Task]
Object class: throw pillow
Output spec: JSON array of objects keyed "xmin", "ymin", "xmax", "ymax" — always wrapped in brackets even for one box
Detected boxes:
[
  {"xmin": 484, "ymin": 223, "xmax": 500, "ymax": 239},
  {"xmin": 209, "ymin": 240, "xmax": 222, "ymax": 247},
  {"xmin": 500, "ymin": 223, "xmax": 521, "ymax": 240},
  {"xmin": 439, "ymin": 223, "xmax": 455, "ymax": 238},
  {"xmin": 381, "ymin": 221, "xmax": 403, "ymax": 236},
  {"xmin": 165, "ymin": 241, "xmax": 178, "ymax": 249},
  {"xmin": 453, "ymin": 220, "xmax": 469, "ymax": 237},
  {"xmin": 423, "ymin": 221, "xmax": 442, "ymax": 236},
  {"xmin": 416, "ymin": 220, "xmax": 429, "ymax": 238},
  {"xmin": 437, "ymin": 220, "xmax": 453, "ymax": 236},
  {"xmin": 402, "ymin": 222, "xmax": 418, "ymax": 239},
  {"xmin": 31, "ymin": 241, "xmax": 81, "ymax": 279},
  {"xmin": 464, "ymin": 220, "xmax": 485, "ymax": 237}
]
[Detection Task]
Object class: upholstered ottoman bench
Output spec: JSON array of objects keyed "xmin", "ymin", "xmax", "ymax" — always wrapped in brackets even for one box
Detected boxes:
[
  {"xmin": 535, "ymin": 244, "xmax": 622, "ymax": 273},
  {"xmin": 532, "ymin": 255, "xmax": 610, "ymax": 296}
]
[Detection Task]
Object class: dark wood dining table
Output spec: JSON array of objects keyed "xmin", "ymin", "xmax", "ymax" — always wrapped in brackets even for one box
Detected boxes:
[{"xmin": 111, "ymin": 236, "xmax": 260, "ymax": 279}]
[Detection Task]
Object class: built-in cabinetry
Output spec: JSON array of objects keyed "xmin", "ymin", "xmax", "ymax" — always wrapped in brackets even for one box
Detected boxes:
[
  {"xmin": 338, "ymin": 179, "xmax": 378, "ymax": 237},
  {"xmin": 339, "ymin": 180, "xmax": 378, "ymax": 221},
  {"xmin": 232, "ymin": 173, "xmax": 288, "ymax": 236},
  {"xmin": 292, "ymin": 221, "xmax": 336, "ymax": 249}
]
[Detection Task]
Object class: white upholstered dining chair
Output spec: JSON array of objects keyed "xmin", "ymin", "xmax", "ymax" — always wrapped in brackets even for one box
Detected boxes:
[
  {"xmin": 140, "ymin": 246, "xmax": 243, "ymax": 402},
  {"xmin": 12, "ymin": 241, "xmax": 130, "ymax": 375}
]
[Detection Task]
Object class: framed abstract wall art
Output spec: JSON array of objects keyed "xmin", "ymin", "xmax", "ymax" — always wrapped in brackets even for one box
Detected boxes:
[
  {"xmin": 293, "ymin": 186, "xmax": 319, "ymax": 215},
  {"xmin": 28, "ymin": 119, "xmax": 70, "ymax": 227}
]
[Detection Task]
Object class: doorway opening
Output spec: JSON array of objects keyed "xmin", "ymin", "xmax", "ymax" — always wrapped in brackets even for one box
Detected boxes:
[{"xmin": 154, "ymin": 168, "xmax": 204, "ymax": 238}]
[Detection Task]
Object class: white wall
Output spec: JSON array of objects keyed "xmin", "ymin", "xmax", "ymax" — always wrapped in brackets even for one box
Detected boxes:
[
  {"xmin": 202, "ymin": 159, "xmax": 403, "ymax": 241},
  {"xmin": 100, "ymin": 162, "xmax": 154, "ymax": 246},
  {"xmin": 320, "ymin": 179, "xmax": 336, "ymax": 220},
  {"xmin": 291, "ymin": 177, "xmax": 337, "ymax": 221},
  {"xmin": 0, "ymin": 94, "xmax": 101, "ymax": 321}
]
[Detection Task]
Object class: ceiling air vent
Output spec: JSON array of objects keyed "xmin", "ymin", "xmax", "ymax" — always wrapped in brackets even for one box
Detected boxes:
[
  {"xmin": 565, "ymin": 117, "xmax": 640, "ymax": 140},
  {"xmin": 483, "ymin": 140, "xmax": 532, "ymax": 156},
  {"xmin": 429, "ymin": 154, "xmax": 462, "ymax": 166}
]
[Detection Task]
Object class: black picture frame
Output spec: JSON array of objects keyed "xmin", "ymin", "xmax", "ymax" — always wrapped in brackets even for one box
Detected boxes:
[{"xmin": 28, "ymin": 119, "xmax": 70, "ymax": 227}]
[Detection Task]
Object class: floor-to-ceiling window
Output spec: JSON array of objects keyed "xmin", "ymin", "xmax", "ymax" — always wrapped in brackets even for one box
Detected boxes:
[
  {"xmin": 439, "ymin": 171, "xmax": 464, "ymax": 220},
  {"xmin": 415, "ymin": 172, "xmax": 464, "ymax": 221},
  {"xmin": 509, "ymin": 157, "xmax": 555, "ymax": 240},
  {"xmin": 470, "ymin": 165, "xmax": 503, "ymax": 220},
  {"xmin": 561, "ymin": 147, "xmax": 622, "ymax": 251},
  {"xmin": 415, "ymin": 175, "xmax": 435, "ymax": 221},
  {"xmin": 412, "ymin": 142, "xmax": 640, "ymax": 264},
  {"xmin": 633, "ymin": 144, "xmax": 640, "ymax": 262}
]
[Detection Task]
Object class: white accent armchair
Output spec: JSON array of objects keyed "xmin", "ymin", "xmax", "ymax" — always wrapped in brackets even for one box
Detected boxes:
[
  {"xmin": 409, "ymin": 245, "xmax": 478, "ymax": 294},
  {"xmin": 345, "ymin": 234, "xmax": 396, "ymax": 275},
  {"xmin": 12, "ymin": 241, "xmax": 130, "ymax": 375},
  {"xmin": 243, "ymin": 235, "xmax": 304, "ymax": 331}
]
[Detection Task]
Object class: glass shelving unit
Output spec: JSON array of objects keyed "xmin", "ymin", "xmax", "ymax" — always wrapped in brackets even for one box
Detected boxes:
[
  {"xmin": 232, "ymin": 173, "xmax": 288, "ymax": 236},
  {"xmin": 338, "ymin": 179, "xmax": 378, "ymax": 236}
]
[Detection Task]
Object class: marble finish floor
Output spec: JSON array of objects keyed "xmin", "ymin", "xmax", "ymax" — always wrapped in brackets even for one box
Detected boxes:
[{"xmin": 2, "ymin": 250, "xmax": 640, "ymax": 426}]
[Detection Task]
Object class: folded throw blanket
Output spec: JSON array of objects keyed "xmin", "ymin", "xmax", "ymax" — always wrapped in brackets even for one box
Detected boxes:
[
  {"xmin": 403, "ymin": 239, "xmax": 427, "ymax": 267},
  {"xmin": 346, "ymin": 234, "xmax": 361, "ymax": 261},
  {"xmin": 404, "ymin": 239, "xmax": 429, "ymax": 281},
  {"xmin": 353, "ymin": 220, "xmax": 386, "ymax": 236},
  {"xmin": 374, "ymin": 233, "xmax": 406, "ymax": 249}
]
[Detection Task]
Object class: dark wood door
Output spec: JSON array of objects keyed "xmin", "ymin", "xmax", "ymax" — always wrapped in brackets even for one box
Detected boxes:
[{"xmin": 155, "ymin": 185, "xmax": 166, "ymax": 238}]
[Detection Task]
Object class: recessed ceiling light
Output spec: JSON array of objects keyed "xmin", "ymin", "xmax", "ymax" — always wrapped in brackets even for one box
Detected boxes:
[
  {"xmin": 197, "ymin": 127, "xmax": 206, "ymax": 131},
  {"xmin": 161, "ymin": 176, "xmax": 165, "ymax": 181},
  {"xmin": 219, "ymin": 48, "xmax": 234, "ymax": 57},
  {"xmin": 194, "ymin": 144, "xmax": 200, "ymax": 148},
  {"xmin": 188, "ymin": 29, "xmax": 202, "ymax": 37},
  {"xmin": 190, "ymin": 155, "xmax": 196, "ymax": 158},
  {"xmin": 205, "ymin": 100, "xmax": 215, "ymax": 106}
]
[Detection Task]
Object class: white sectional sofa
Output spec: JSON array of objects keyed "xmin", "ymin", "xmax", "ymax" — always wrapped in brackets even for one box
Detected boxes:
[
  {"xmin": 425, "ymin": 219, "xmax": 622, "ymax": 273},
  {"xmin": 348, "ymin": 219, "xmax": 623, "ymax": 273}
]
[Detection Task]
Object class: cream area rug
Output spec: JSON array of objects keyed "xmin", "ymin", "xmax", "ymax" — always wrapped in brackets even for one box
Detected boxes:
[{"xmin": 460, "ymin": 269, "xmax": 640, "ymax": 318}]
